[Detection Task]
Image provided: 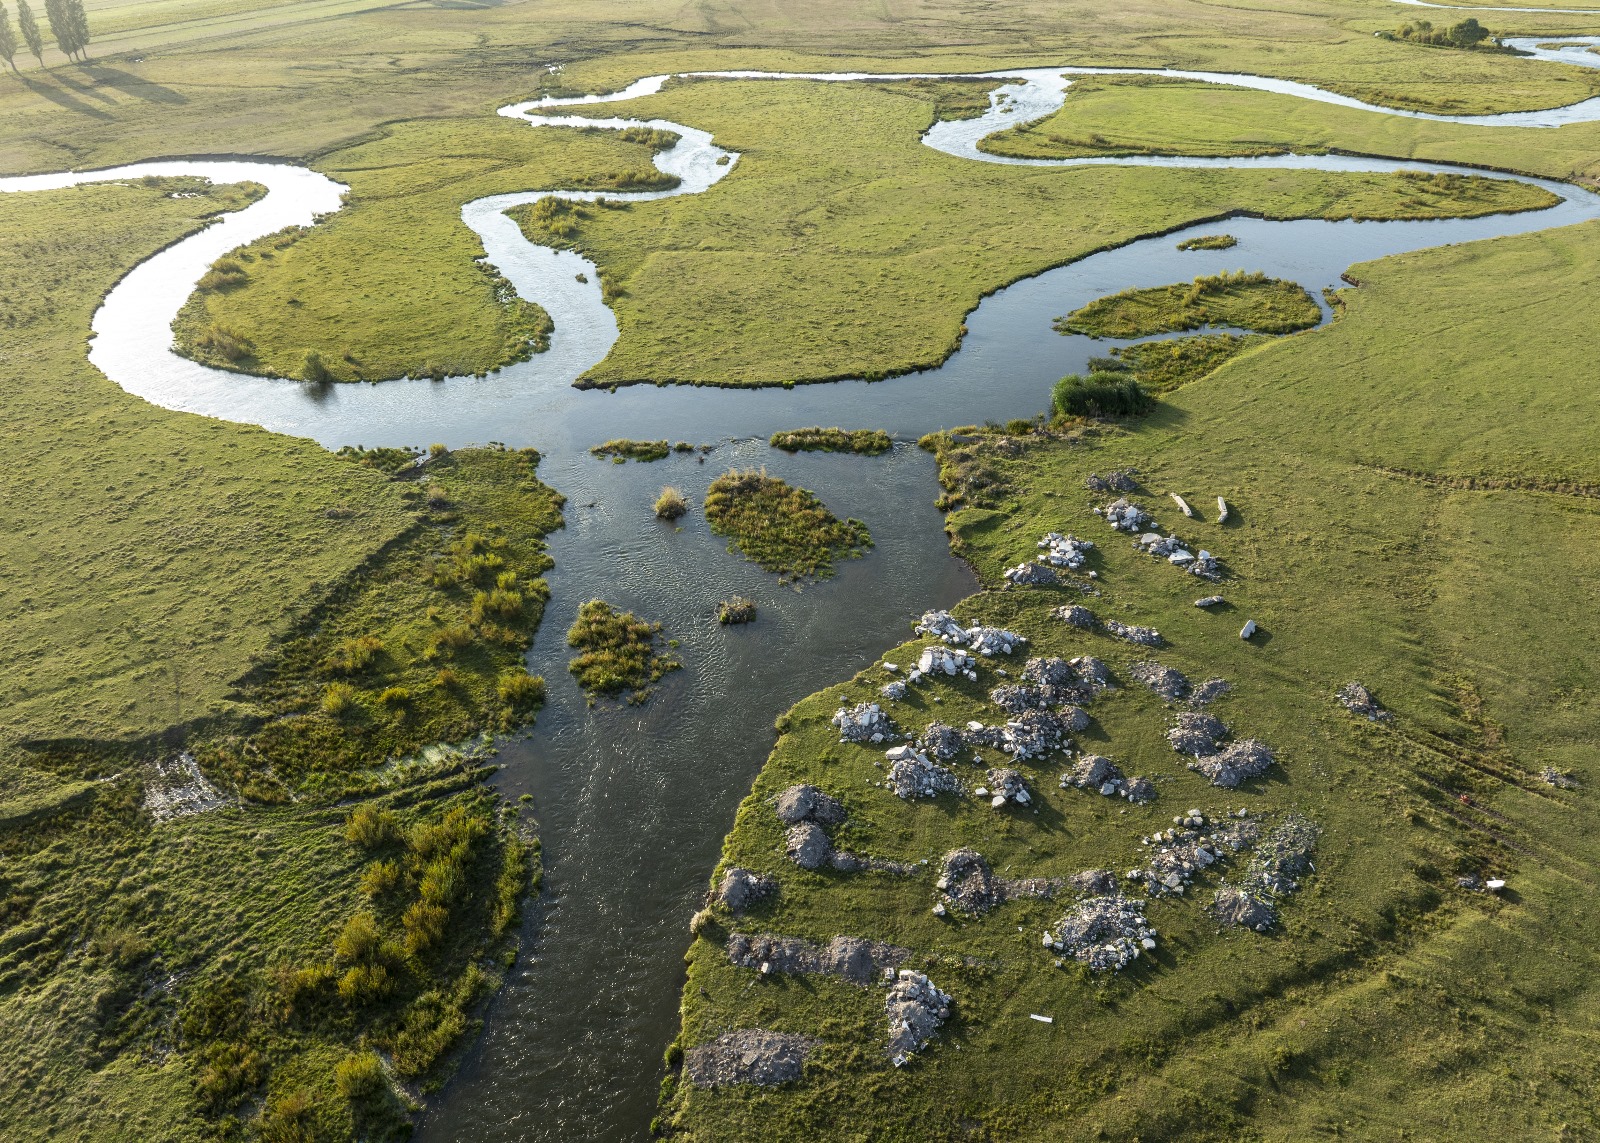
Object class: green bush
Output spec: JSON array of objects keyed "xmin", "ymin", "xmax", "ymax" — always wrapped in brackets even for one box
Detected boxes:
[
  {"xmin": 334, "ymin": 1052, "xmax": 388, "ymax": 1102},
  {"xmin": 497, "ymin": 670, "xmax": 546, "ymax": 710},
  {"xmin": 654, "ymin": 486, "xmax": 689, "ymax": 520},
  {"xmin": 359, "ymin": 860, "xmax": 401, "ymax": 897},
  {"xmin": 332, "ymin": 911, "xmax": 384, "ymax": 966},
  {"xmin": 322, "ymin": 634, "xmax": 383, "ymax": 676},
  {"xmin": 193, "ymin": 1040, "xmax": 266, "ymax": 1112},
  {"xmin": 1052, "ymin": 372, "xmax": 1154, "ymax": 419},
  {"xmin": 337, "ymin": 962, "xmax": 394, "ymax": 1004},
  {"xmin": 321, "ymin": 682, "xmax": 360, "ymax": 718},
  {"xmin": 403, "ymin": 899, "xmax": 450, "ymax": 956}
]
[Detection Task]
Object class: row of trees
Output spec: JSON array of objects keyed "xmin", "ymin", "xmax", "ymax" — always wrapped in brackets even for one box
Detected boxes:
[{"xmin": 0, "ymin": 0, "xmax": 90, "ymax": 72}]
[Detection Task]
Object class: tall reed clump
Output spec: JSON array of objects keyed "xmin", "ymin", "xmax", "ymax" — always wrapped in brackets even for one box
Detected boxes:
[
  {"xmin": 702, "ymin": 469, "xmax": 872, "ymax": 581},
  {"xmin": 655, "ymin": 486, "xmax": 689, "ymax": 520},
  {"xmin": 1052, "ymin": 372, "xmax": 1154, "ymax": 419},
  {"xmin": 768, "ymin": 427, "xmax": 892, "ymax": 455}
]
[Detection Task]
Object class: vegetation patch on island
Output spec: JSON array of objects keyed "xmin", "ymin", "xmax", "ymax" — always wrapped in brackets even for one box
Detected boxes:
[
  {"xmin": 769, "ymin": 427, "xmax": 892, "ymax": 455},
  {"xmin": 1176, "ymin": 233, "xmax": 1238, "ymax": 251},
  {"xmin": 704, "ymin": 469, "xmax": 873, "ymax": 581},
  {"xmin": 566, "ymin": 600, "xmax": 682, "ymax": 701},
  {"xmin": 1057, "ymin": 270, "xmax": 1321, "ymax": 339}
]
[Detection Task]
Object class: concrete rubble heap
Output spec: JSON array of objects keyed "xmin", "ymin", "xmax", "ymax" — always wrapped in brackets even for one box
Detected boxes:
[
  {"xmin": 1021, "ymin": 655, "xmax": 1102, "ymax": 706},
  {"xmin": 1189, "ymin": 677, "xmax": 1232, "ymax": 705},
  {"xmin": 914, "ymin": 609, "xmax": 970, "ymax": 644},
  {"xmin": 881, "ymin": 679, "xmax": 908, "ymax": 701},
  {"xmin": 684, "ymin": 1030, "xmax": 819, "ymax": 1089},
  {"xmin": 1336, "ymin": 681, "xmax": 1393, "ymax": 722},
  {"xmin": 784, "ymin": 821, "xmax": 835, "ymax": 870},
  {"xmin": 1103, "ymin": 619, "xmax": 1163, "ymax": 647},
  {"xmin": 999, "ymin": 708, "xmax": 1074, "ymax": 759},
  {"xmin": 1003, "ymin": 560, "xmax": 1058, "ymax": 586},
  {"xmin": 918, "ymin": 721, "xmax": 965, "ymax": 761},
  {"xmin": 980, "ymin": 767, "xmax": 1031, "ymax": 808},
  {"xmin": 990, "ymin": 682, "xmax": 1049, "ymax": 714},
  {"xmin": 1095, "ymin": 497, "xmax": 1154, "ymax": 533},
  {"xmin": 884, "ymin": 744, "xmax": 964, "ymax": 799},
  {"xmin": 775, "ymin": 784, "xmax": 847, "ymax": 827},
  {"xmin": 910, "ymin": 644, "xmax": 978, "ymax": 683},
  {"xmin": 727, "ymin": 931, "xmax": 910, "ymax": 984},
  {"xmin": 1211, "ymin": 814, "xmax": 1320, "ymax": 931},
  {"xmin": 1036, "ymin": 532, "xmax": 1096, "ymax": 571},
  {"xmin": 886, "ymin": 971, "xmax": 953, "ymax": 1064},
  {"xmin": 1190, "ymin": 738, "xmax": 1275, "ymax": 788},
  {"xmin": 1061, "ymin": 754, "xmax": 1156, "ymax": 803},
  {"xmin": 966, "ymin": 626, "xmax": 1027, "ymax": 656},
  {"xmin": 1069, "ymin": 868, "xmax": 1119, "ymax": 895},
  {"xmin": 1069, "ymin": 655, "xmax": 1115, "ymax": 691},
  {"xmin": 715, "ymin": 867, "xmax": 778, "ymax": 914},
  {"xmin": 935, "ymin": 848, "xmax": 1059, "ymax": 918},
  {"xmin": 1047, "ymin": 894, "xmax": 1158, "ymax": 971},
  {"xmin": 1133, "ymin": 530, "xmax": 1223, "ymax": 580},
  {"xmin": 1166, "ymin": 711, "xmax": 1229, "ymax": 757},
  {"xmin": 1050, "ymin": 604, "xmax": 1096, "ymax": 630},
  {"xmin": 1129, "ymin": 660, "xmax": 1190, "ymax": 701},
  {"xmin": 1085, "ymin": 468, "xmax": 1139, "ymax": 493},
  {"xmin": 832, "ymin": 701, "xmax": 898, "ymax": 744}
]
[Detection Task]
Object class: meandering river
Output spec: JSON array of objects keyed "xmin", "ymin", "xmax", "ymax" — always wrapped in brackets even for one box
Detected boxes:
[{"xmin": 5, "ymin": 45, "xmax": 1600, "ymax": 1140}]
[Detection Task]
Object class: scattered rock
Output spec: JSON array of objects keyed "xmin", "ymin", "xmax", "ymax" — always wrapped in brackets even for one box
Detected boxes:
[
  {"xmin": 1085, "ymin": 469, "xmax": 1138, "ymax": 493},
  {"xmin": 1195, "ymin": 595, "xmax": 1226, "ymax": 609},
  {"xmin": 881, "ymin": 679, "xmax": 908, "ymax": 701},
  {"xmin": 832, "ymin": 702, "xmax": 898, "ymax": 744},
  {"xmin": 1047, "ymin": 894, "xmax": 1157, "ymax": 971},
  {"xmin": 967, "ymin": 626, "xmax": 1026, "ymax": 656},
  {"xmin": 985, "ymin": 767, "xmax": 1031, "ymax": 807},
  {"xmin": 1129, "ymin": 661, "xmax": 1189, "ymax": 701},
  {"xmin": 1097, "ymin": 497, "xmax": 1156, "ymax": 534},
  {"xmin": 884, "ymin": 745, "xmax": 963, "ymax": 799},
  {"xmin": 915, "ymin": 609, "xmax": 969, "ymax": 644},
  {"xmin": 1134, "ymin": 531, "xmax": 1221, "ymax": 579},
  {"xmin": 1050, "ymin": 604, "xmax": 1097, "ymax": 630},
  {"xmin": 1068, "ymin": 869, "xmax": 1118, "ymax": 895},
  {"xmin": 775, "ymin": 784, "xmax": 847, "ymax": 827},
  {"xmin": 715, "ymin": 867, "xmax": 777, "ymax": 914},
  {"xmin": 143, "ymin": 752, "xmax": 227, "ymax": 823},
  {"xmin": 1000, "ymin": 709, "xmax": 1073, "ymax": 759},
  {"xmin": 727, "ymin": 931, "xmax": 910, "ymax": 984},
  {"xmin": 1103, "ymin": 619, "xmax": 1162, "ymax": 647},
  {"xmin": 990, "ymin": 683, "xmax": 1049, "ymax": 714},
  {"xmin": 911, "ymin": 644, "xmax": 977, "ymax": 683},
  {"xmin": 1212, "ymin": 814, "xmax": 1319, "ymax": 930},
  {"xmin": 1166, "ymin": 711, "xmax": 1229, "ymax": 757},
  {"xmin": 918, "ymin": 721, "xmax": 965, "ymax": 761},
  {"xmin": 1003, "ymin": 561, "xmax": 1059, "ymax": 586},
  {"xmin": 1541, "ymin": 767, "xmax": 1578, "ymax": 790},
  {"xmin": 1036, "ymin": 532, "xmax": 1096, "ymax": 570},
  {"xmin": 1120, "ymin": 775, "xmax": 1157, "ymax": 803},
  {"xmin": 684, "ymin": 1029, "xmax": 818, "ymax": 1088},
  {"xmin": 1239, "ymin": 619, "xmax": 1257, "ymax": 640},
  {"xmin": 784, "ymin": 822, "xmax": 834, "ymax": 870},
  {"xmin": 1336, "ymin": 681, "xmax": 1392, "ymax": 722},
  {"xmin": 886, "ymin": 971, "xmax": 952, "ymax": 1063},
  {"xmin": 1191, "ymin": 738, "xmax": 1275, "ymax": 788},
  {"xmin": 1189, "ymin": 677, "xmax": 1232, "ymax": 706}
]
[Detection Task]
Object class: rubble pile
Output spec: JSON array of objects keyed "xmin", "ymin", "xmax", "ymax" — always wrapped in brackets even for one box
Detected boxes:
[
  {"xmin": 914, "ymin": 609, "xmax": 969, "ymax": 644},
  {"xmin": 1068, "ymin": 868, "xmax": 1118, "ymax": 895},
  {"xmin": 142, "ymin": 753, "xmax": 228, "ymax": 823},
  {"xmin": 1189, "ymin": 677, "xmax": 1232, "ymax": 705},
  {"xmin": 1129, "ymin": 660, "xmax": 1190, "ymax": 701},
  {"xmin": 967, "ymin": 626, "xmax": 1026, "ymax": 656},
  {"xmin": 980, "ymin": 767, "xmax": 1031, "ymax": 808},
  {"xmin": 917, "ymin": 721, "xmax": 965, "ymax": 761},
  {"xmin": 881, "ymin": 679, "xmax": 908, "ymax": 701},
  {"xmin": 1190, "ymin": 738, "xmax": 1275, "ymax": 788},
  {"xmin": 1211, "ymin": 814, "xmax": 1319, "ymax": 931},
  {"xmin": 715, "ymin": 867, "xmax": 777, "ymax": 914},
  {"xmin": 1085, "ymin": 469, "xmax": 1138, "ymax": 493},
  {"xmin": 1003, "ymin": 561, "xmax": 1059, "ymax": 586},
  {"xmin": 784, "ymin": 822, "xmax": 835, "ymax": 870},
  {"xmin": 1057, "ymin": 705, "xmax": 1092, "ymax": 733},
  {"xmin": 1061, "ymin": 755, "xmax": 1156, "ymax": 803},
  {"xmin": 832, "ymin": 702, "xmax": 897, "ymax": 744},
  {"xmin": 1069, "ymin": 656, "xmax": 1115, "ymax": 691},
  {"xmin": 727, "ymin": 932, "xmax": 909, "ymax": 985},
  {"xmin": 884, "ymin": 745, "xmax": 964, "ymax": 799},
  {"xmin": 1103, "ymin": 619, "xmax": 1163, "ymax": 647},
  {"xmin": 934, "ymin": 848, "xmax": 1058, "ymax": 918},
  {"xmin": 1000, "ymin": 709, "xmax": 1073, "ymax": 759},
  {"xmin": 1166, "ymin": 711, "xmax": 1229, "ymax": 757},
  {"xmin": 1541, "ymin": 767, "xmax": 1579, "ymax": 790},
  {"xmin": 886, "ymin": 971, "xmax": 953, "ymax": 1064},
  {"xmin": 1139, "ymin": 810, "xmax": 1229, "ymax": 896},
  {"xmin": 684, "ymin": 1030, "xmax": 818, "ymax": 1088},
  {"xmin": 1096, "ymin": 497, "xmax": 1154, "ymax": 533},
  {"xmin": 910, "ymin": 644, "xmax": 978, "ymax": 683},
  {"xmin": 1036, "ymin": 532, "xmax": 1096, "ymax": 571},
  {"xmin": 1132, "ymin": 531, "xmax": 1223, "ymax": 580},
  {"xmin": 1047, "ymin": 894, "xmax": 1158, "ymax": 971},
  {"xmin": 775, "ymin": 784, "xmax": 847, "ymax": 827},
  {"xmin": 1336, "ymin": 681, "xmax": 1393, "ymax": 722},
  {"xmin": 990, "ymin": 683, "xmax": 1049, "ymax": 714},
  {"xmin": 1050, "ymin": 604, "xmax": 1096, "ymax": 630},
  {"xmin": 1211, "ymin": 887, "xmax": 1275, "ymax": 931}
]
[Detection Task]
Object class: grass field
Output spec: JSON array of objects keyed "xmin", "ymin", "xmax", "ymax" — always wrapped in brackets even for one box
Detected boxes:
[{"xmin": 663, "ymin": 220, "xmax": 1600, "ymax": 1139}]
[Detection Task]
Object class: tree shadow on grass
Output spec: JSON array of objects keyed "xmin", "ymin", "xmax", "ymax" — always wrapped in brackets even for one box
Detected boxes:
[
  {"xmin": 79, "ymin": 64, "xmax": 187, "ymax": 106},
  {"xmin": 18, "ymin": 75, "xmax": 113, "ymax": 120}
]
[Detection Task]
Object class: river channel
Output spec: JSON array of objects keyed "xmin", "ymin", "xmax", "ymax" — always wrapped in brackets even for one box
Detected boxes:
[{"xmin": 4, "ymin": 47, "xmax": 1600, "ymax": 1141}]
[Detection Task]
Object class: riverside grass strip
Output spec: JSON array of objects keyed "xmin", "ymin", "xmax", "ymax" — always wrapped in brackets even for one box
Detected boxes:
[
  {"xmin": 663, "ymin": 220, "xmax": 1600, "ymax": 1140},
  {"xmin": 704, "ymin": 469, "xmax": 873, "ymax": 581}
]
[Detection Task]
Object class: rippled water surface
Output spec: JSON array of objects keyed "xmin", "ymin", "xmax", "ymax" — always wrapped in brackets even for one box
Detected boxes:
[{"xmin": 6, "ymin": 48, "xmax": 1600, "ymax": 1141}]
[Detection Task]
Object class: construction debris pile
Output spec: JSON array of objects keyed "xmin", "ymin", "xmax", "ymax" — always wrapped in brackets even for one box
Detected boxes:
[
  {"xmin": 1036, "ymin": 532, "xmax": 1096, "ymax": 571},
  {"xmin": 1336, "ymin": 681, "xmax": 1393, "ymax": 722},
  {"xmin": 884, "ymin": 744, "xmax": 964, "ymax": 799},
  {"xmin": 886, "ymin": 971, "xmax": 953, "ymax": 1064},
  {"xmin": 1046, "ymin": 894, "xmax": 1159, "ymax": 971},
  {"xmin": 832, "ymin": 702, "xmax": 898, "ymax": 744}
]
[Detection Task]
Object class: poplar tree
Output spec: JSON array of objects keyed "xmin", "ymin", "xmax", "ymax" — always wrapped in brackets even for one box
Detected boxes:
[
  {"xmin": 0, "ymin": 4, "xmax": 19, "ymax": 74},
  {"xmin": 65, "ymin": 0, "xmax": 85, "ymax": 59},
  {"xmin": 43, "ymin": 0, "xmax": 73, "ymax": 60},
  {"xmin": 16, "ymin": 0, "xmax": 40, "ymax": 67}
]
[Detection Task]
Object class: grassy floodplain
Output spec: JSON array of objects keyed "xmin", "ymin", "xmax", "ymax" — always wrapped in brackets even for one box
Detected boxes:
[{"xmin": 663, "ymin": 216, "xmax": 1600, "ymax": 1140}]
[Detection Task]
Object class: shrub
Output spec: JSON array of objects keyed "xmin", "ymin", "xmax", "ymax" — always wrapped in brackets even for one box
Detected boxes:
[
  {"xmin": 566, "ymin": 600, "xmax": 682, "ymax": 696},
  {"xmin": 391, "ymin": 992, "xmax": 469, "ymax": 1078},
  {"xmin": 378, "ymin": 686, "xmax": 411, "ymax": 709},
  {"xmin": 359, "ymin": 860, "xmax": 401, "ymax": 897},
  {"xmin": 273, "ymin": 962, "xmax": 336, "ymax": 1017},
  {"xmin": 334, "ymin": 1052, "xmax": 388, "ymax": 1102},
  {"xmin": 321, "ymin": 682, "xmax": 360, "ymax": 718},
  {"xmin": 1052, "ymin": 372, "xmax": 1154, "ymax": 419},
  {"xmin": 322, "ymin": 634, "xmax": 383, "ymax": 676},
  {"xmin": 718, "ymin": 596, "xmax": 757, "ymax": 624},
  {"xmin": 471, "ymin": 588, "xmax": 524, "ymax": 623},
  {"xmin": 197, "ymin": 257, "xmax": 249, "ymax": 292},
  {"xmin": 332, "ymin": 912, "xmax": 384, "ymax": 966},
  {"xmin": 345, "ymin": 805, "xmax": 401, "ymax": 850},
  {"xmin": 193, "ymin": 322, "xmax": 254, "ymax": 362},
  {"xmin": 703, "ymin": 469, "xmax": 872, "ymax": 580},
  {"xmin": 402, "ymin": 900, "xmax": 450, "ymax": 956},
  {"xmin": 497, "ymin": 671, "xmax": 546, "ymax": 710},
  {"xmin": 337, "ymin": 962, "xmax": 394, "ymax": 1004},
  {"xmin": 259, "ymin": 1090, "xmax": 316, "ymax": 1143},
  {"xmin": 194, "ymin": 1041, "xmax": 266, "ymax": 1112},
  {"xmin": 301, "ymin": 349, "xmax": 333, "ymax": 383},
  {"xmin": 654, "ymin": 486, "xmax": 688, "ymax": 520}
]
